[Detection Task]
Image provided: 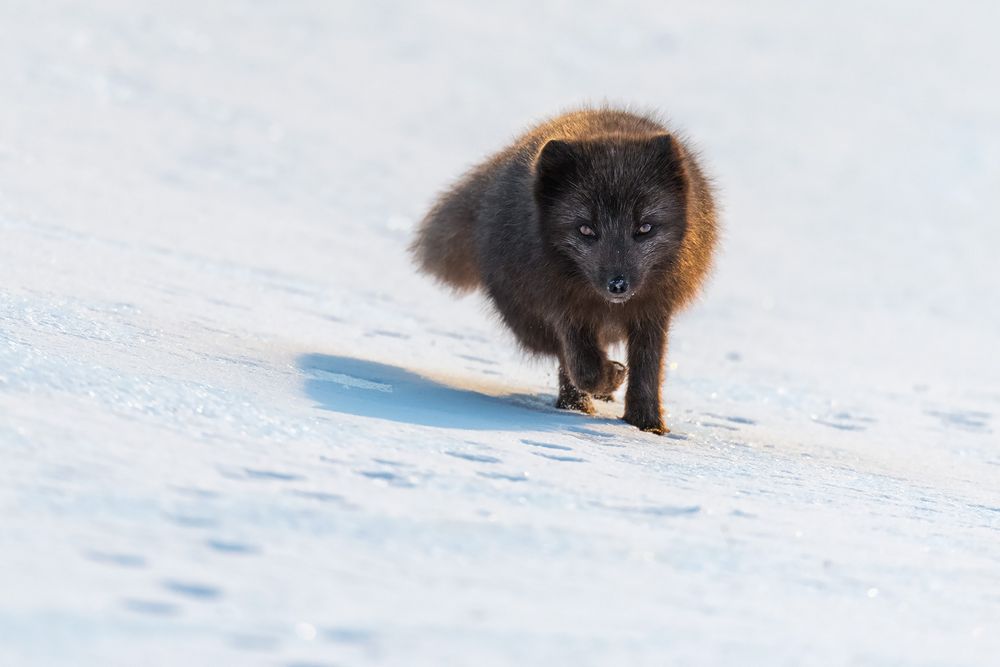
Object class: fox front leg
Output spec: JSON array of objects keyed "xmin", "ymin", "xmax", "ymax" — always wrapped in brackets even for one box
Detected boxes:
[{"xmin": 623, "ymin": 317, "xmax": 669, "ymax": 434}]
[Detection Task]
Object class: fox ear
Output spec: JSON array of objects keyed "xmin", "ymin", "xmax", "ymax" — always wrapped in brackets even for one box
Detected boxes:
[
  {"xmin": 649, "ymin": 134, "xmax": 688, "ymax": 193},
  {"xmin": 534, "ymin": 139, "xmax": 579, "ymax": 203}
]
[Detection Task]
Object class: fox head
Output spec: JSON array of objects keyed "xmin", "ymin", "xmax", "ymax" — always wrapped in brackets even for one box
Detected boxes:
[{"xmin": 534, "ymin": 135, "xmax": 689, "ymax": 304}]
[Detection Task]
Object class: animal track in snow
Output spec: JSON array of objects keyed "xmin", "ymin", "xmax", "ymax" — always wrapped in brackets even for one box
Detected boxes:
[
  {"xmin": 532, "ymin": 452, "xmax": 586, "ymax": 463},
  {"xmin": 446, "ymin": 450, "xmax": 502, "ymax": 463},
  {"xmin": 521, "ymin": 439, "xmax": 573, "ymax": 451}
]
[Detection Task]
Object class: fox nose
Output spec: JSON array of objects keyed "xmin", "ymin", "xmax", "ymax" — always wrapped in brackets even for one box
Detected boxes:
[{"xmin": 607, "ymin": 276, "xmax": 629, "ymax": 294}]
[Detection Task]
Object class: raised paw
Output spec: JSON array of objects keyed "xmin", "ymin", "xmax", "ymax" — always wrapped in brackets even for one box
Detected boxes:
[
  {"xmin": 603, "ymin": 360, "xmax": 627, "ymax": 395},
  {"xmin": 573, "ymin": 359, "xmax": 627, "ymax": 396}
]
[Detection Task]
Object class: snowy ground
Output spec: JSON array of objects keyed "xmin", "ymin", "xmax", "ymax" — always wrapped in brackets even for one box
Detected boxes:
[{"xmin": 1, "ymin": 1, "xmax": 999, "ymax": 665}]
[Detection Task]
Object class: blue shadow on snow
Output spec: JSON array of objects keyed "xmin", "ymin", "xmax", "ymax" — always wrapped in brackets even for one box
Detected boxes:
[{"xmin": 298, "ymin": 353, "xmax": 610, "ymax": 432}]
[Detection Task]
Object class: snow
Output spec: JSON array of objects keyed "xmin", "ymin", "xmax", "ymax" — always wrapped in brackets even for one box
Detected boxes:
[{"xmin": 1, "ymin": 1, "xmax": 998, "ymax": 665}]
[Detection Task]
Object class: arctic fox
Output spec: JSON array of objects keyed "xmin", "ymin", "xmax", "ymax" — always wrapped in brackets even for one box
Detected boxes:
[{"xmin": 411, "ymin": 108, "xmax": 718, "ymax": 434}]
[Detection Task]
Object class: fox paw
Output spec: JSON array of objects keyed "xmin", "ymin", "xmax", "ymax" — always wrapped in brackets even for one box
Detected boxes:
[
  {"xmin": 623, "ymin": 408, "xmax": 669, "ymax": 435},
  {"xmin": 573, "ymin": 359, "xmax": 626, "ymax": 395},
  {"xmin": 556, "ymin": 392, "xmax": 595, "ymax": 415},
  {"xmin": 604, "ymin": 361, "xmax": 627, "ymax": 394}
]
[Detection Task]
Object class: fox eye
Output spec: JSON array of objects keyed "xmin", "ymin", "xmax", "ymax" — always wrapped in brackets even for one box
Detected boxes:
[
  {"xmin": 636, "ymin": 223, "xmax": 653, "ymax": 235},
  {"xmin": 578, "ymin": 224, "xmax": 596, "ymax": 237}
]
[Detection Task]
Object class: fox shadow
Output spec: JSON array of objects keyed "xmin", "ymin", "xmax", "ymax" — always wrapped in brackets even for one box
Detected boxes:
[{"xmin": 298, "ymin": 353, "xmax": 615, "ymax": 432}]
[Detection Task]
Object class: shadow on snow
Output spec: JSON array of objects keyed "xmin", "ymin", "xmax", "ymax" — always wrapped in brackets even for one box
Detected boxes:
[{"xmin": 298, "ymin": 353, "xmax": 613, "ymax": 432}]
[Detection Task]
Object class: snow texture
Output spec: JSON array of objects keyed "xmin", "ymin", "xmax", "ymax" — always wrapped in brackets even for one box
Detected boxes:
[{"xmin": 1, "ymin": 1, "xmax": 998, "ymax": 666}]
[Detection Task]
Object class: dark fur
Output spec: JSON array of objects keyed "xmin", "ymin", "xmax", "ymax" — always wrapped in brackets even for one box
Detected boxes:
[{"xmin": 411, "ymin": 108, "xmax": 718, "ymax": 434}]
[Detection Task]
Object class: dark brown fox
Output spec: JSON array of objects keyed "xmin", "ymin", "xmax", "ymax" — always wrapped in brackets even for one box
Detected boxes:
[{"xmin": 411, "ymin": 107, "xmax": 718, "ymax": 434}]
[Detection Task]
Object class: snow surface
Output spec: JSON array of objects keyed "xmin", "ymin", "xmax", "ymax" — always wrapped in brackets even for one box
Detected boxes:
[{"xmin": 1, "ymin": 1, "xmax": 999, "ymax": 665}]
